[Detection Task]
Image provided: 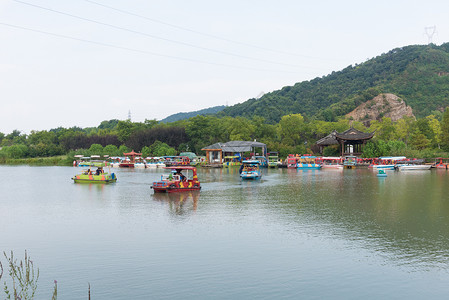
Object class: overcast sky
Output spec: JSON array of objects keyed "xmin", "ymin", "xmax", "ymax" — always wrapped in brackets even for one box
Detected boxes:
[{"xmin": 1, "ymin": 0, "xmax": 448, "ymax": 134}]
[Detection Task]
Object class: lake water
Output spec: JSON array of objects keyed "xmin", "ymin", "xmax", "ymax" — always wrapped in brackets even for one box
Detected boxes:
[{"xmin": 1, "ymin": 166, "xmax": 449, "ymax": 299}]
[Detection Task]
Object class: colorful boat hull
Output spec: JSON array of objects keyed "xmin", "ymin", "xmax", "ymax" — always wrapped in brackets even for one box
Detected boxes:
[
  {"xmin": 372, "ymin": 164, "xmax": 395, "ymax": 170},
  {"xmin": 396, "ymin": 164, "xmax": 432, "ymax": 171},
  {"xmin": 152, "ymin": 181, "xmax": 201, "ymax": 193},
  {"xmin": 151, "ymin": 166, "xmax": 201, "ymax": 193},
  {"xmin": 72, "ymin": 173, "xmax": 117, "ymax": 183},
  {"xmin": 297, "ymin": 163, "xmax": 322, "ymax": 169},
  {"xmin": 240, "ymin": 171, "xmax": 262, "ymax": 179}
]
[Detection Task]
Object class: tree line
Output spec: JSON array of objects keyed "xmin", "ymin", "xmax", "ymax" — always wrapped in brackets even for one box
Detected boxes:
[{"xmin": 2, "ymin": 108, "xmax": 449, "ymax": 162}]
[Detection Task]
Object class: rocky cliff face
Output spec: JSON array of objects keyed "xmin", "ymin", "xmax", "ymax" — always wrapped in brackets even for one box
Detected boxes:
[{"xmin": 346, "ymin": 93, "xmax": 415, "ymax": 124}]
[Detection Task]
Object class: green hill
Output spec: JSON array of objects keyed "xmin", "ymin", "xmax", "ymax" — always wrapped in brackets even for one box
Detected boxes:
[
  {"xmin": 160, "ymin": 105, "xmax": 226, "ymax": 123},
  {"xmin": 219, "ymin": 43, "xmax": 449, "ymax": 122}
]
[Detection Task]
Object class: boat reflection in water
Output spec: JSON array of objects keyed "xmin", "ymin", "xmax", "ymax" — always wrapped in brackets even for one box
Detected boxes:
[{"xmin": 152, "ymin": 191, "xmax": 200, "ymax": 214}]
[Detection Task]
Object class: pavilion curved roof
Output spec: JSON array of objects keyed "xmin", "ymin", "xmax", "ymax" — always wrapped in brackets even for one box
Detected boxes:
[
  {"xmin": 316, "ymin": 128, "xmax": 374, "ymax": 146},
  {"xmin": 123, "ymin": 150, "xmax": 142, "ymax": 156},
  {"xmin": 335, "ymin": 128, "xmax": 375, "ymax": 141},
  {"xmin": 316, "ymin": 130, "xmax": 339, "ymax": 146}
]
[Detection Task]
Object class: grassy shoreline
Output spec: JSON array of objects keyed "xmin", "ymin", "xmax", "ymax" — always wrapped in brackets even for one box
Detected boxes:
[{"xmin": 0, "ymin": 155, "xmax": 72, "ymax": 166}]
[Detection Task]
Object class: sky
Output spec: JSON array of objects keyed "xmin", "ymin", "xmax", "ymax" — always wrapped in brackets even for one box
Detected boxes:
[{"xmin": 1, "ymin": 0, "xmax": 449, "ymax": 134}]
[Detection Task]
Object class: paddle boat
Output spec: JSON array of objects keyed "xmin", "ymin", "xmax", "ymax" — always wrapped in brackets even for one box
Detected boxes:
[
  {"xmin": 376, "ymin": 169, "xmax": 387, "ymax": 177},
  {"xmin": 370, "ymin": 156, "xmax": 406, "ymax": 170},
  {"xmin": 239, "ymin": 160, "xmax": 262, "ymax": 179},
  {"xmin": 134, "ymin": 157, "xmax": 147, "ymax": 169},
  {"xmin": 434, "ymin": 157, "xmax": 448, "ymax": 169},
  {"xmin": 77, "ymin": 156, "xmax": 92, "ymax": 167},
  {"xmin": 72, "ymin": 164, "xmax": 117, "ymax": 184},
  {"xmin": 343, "ymin": 155, "xmax": 357, "ymax": 169},
  {"xmin": 268, "ymin": 152, "xmax": 280, "ymax": 168},
  {"xmin": 296, "ymin": 155, "xmax": 322, "ymax": 170},
  {"xmin": 163, "ymin": 155, "xmax": 190, "ymax": 167},
  {"xmin": 396, "ymin": 163, "xmax": 432, "ymax": 171},
  {"xmin": 222, "ymin": 155, "xmax": 241, "ymax": 167},
  {"xmin": 286, "ymin": 154, "xmax": 299, "ymax": 168},
  {"xmin": 253, "ymin": 156, "xmax": 268, "ymax": 168},
  {"xmin": 319, "ymin": 157, "xmax": 343, "ymax": 169},
  {"xmin": 151, "ymin": 166, "xmax": 201, "ymax": 193}
]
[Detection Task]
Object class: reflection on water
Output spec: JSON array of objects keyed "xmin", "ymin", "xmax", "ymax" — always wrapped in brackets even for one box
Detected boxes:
[
  {"xmin": 1, "ymin": 166, "xmax": 449, "ymax": 298},
  {"xmin": 152, "ymin": 191, "xmax": 200, "ymax": 215}
]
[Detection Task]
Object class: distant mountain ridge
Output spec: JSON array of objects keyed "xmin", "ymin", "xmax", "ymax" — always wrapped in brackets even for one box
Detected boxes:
[
  {"xmin": 218, "ymin": 43, "xmax": 449, "ymax": 122},
  {"xmin": 160, "ymin": 105, "xmax": 226, "ymax": 123}
]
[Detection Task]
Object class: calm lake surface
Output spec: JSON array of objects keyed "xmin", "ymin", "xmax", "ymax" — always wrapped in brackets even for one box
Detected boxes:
[{"xmin": 1, "ymin": 166, "xmax": 449, "ymax": 299}]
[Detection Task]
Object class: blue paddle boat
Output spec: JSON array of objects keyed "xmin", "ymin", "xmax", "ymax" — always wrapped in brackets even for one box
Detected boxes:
[{"xmin": 239, "ymin": 160, "xmax": 262, "ymax": 179}]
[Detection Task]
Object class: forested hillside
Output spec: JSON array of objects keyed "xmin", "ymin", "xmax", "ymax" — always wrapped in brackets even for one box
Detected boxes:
[
  {"xmin": 220, "ymin": 43, "xmax": 449, "ymax": 122},
  {"xmin": 160, "ymin": 105, "xmax": 226, "ymax": 123}
]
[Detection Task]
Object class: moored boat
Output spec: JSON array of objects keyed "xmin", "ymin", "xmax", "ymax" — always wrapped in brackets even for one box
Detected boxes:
[
  {"xmin": 151, "ymin": 166, "xmax": 201, "ymax": 193},
  {"xmin": 370, "ymin": 156, "xmax": 406, "ymax": 170},
  {"xmin": 343, "ymin": 155, "xmax": 357, "ymax": 169},
  {"xmin": 297, "ymin": 155, "xmax": 321, "ymax": 169},
  {"xmin": 222, "ymin": 155, "xmax": 241, "ymax": 167},
  {"xmin": 396, "ymin": 164, "xmax": 432, "ymax": 171},
  {"xmin": 319, "ymin": 156, "xmax": 343, "ymax": 169},
  {"xmin": 253, "ymin": 156, "xmax": 268, "ymax": 168},
  {"xmin": 286, "ymin": 154, "xmax": 299, "ymax": 169},
  {"xmin": 268, "ymin": 152, "xmax": 280, "ymax": 168},
  {"xmin": 434, "ymin": 157, "xmax": 448, "ymax": 169}
]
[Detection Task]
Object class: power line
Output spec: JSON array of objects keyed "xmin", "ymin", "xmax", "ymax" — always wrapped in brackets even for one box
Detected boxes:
[
  {"xmin": 0, "ymin": 21, "xmax": 305, "ymax": 73},
  {"xmin": 84, "ymin": 0, "xmax": 326, "ymax": 60},
  {"xmin": 12, "ymin": 0, "xmax": 317, "ymax": 69}
]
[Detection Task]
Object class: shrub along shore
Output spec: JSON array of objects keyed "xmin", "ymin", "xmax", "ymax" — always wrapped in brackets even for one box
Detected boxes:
[
  {"xmin": 2, "ymin": 107, "xmax": 449, "ymax": 166},
  {"xmin": 0, "ymin": 156, "xmax": 71, "ymax": 166}
]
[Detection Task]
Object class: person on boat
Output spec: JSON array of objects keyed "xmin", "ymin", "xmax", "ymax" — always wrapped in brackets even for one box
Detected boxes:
[
  {"xmin": 176, "ymin": 171, "xmax": 186, "ymax": 182},
  {"xmin": 95, "ymin": 167, "xmax": 102, "ymax": 175}
]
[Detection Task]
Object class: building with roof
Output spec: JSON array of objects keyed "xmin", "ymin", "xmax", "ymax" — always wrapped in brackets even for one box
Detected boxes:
[
  {"xmin": 201, "ymin": 141, "xmax": 267, "ymax": 164},
  {"xmin": 316, "ymin": 128, "xmax": 374, "ymax": 157}
]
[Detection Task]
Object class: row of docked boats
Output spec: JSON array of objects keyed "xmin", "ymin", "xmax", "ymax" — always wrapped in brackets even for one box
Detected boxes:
[
  {"xmin": 71, "ymin": 152, "xmax": 441, "ymax": 186},
  {"xmin": 76, "ymin": 153, "xmax": 206, "ymax": 169},
  {"xmin": 369, "ymin": 157, "xmax": 432, "ymax": 171}
]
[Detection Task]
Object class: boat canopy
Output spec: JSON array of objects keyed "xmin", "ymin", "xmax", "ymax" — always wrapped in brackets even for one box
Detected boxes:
[
  {"xmin": 379, "ymin": 156, "xmax": 406, "ymax": 161},
  {"xmin": 242, "ymin": 160, "xmax": 260, "ymax": 165},
  {"xmin": 164, "ymin": 166, "xmax": 198, "ymax": 171}
]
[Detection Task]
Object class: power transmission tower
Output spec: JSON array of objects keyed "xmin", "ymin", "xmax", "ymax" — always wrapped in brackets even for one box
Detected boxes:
[
  {"xmin": 128, "ymin": 110, "xmax": 131, "ymax": 121},
  {"xmin": 424, "ymin": 26, "xmax": 437, "ymax": 44}
]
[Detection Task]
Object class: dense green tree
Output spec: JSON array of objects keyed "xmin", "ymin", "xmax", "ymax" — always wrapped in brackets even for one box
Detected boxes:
[
  {"xmin": 28, "ymin": 130, "xmax": 57, "ymax": 146},
  {"xmin": 278, "ymin": 114, "xmax": 305, "ymax": 146},
  {"xmin": 103, "ymin": 144, "xmax": 119, "ymax": 156},
  {"xmin": 148, "ymin": 141, "xmax": 177, "ymax": 156},
  {"xmin": 439, "ymin": 108, "xmax": 449, "ymax": 150},
  {"xmin": 409, "ymin": 129, "xmax": 431, "ymax": 150},
  {"xmin": 141, "ymin": 146, "xmax": 151, "ymax": 158},
  {"xmin": 2, "ymin": 144, "xmax": 29, "ymax": 158},
  {"xmin": 118, "ymin": 145, "xmax": 130, "ymax": 156},
  {"xmin": 88, "ymin": 144, "xmax": 104, "ymax": 155},
  {"xmin": 117, "ymin": 120, "xmax": 135, "ymax": 143},
  {"xmin": 426, "ymin": 115, "xmax": 442, "ymax": 148},
  {"xmin": 225, "ymin": 117, "xmax": 255, "ymax": 141},
  {"xmin": 98, "ymin": 119, "xmax": 119, "ymax": 130}
]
